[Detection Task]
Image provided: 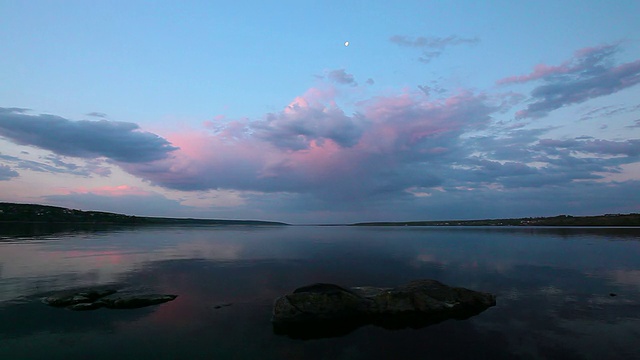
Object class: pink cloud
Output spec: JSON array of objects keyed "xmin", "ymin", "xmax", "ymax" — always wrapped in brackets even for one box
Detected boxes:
[
  {"xmin": 496, "ymin": 44, "xmax": 619, "ymax": 85},
  {"xmin": 358, "ymin": 91, "xmax": 491, "ymax": 152},
  {"xmin": 497, "ymin": 63, "xmax": 571, "ymax": 85}
]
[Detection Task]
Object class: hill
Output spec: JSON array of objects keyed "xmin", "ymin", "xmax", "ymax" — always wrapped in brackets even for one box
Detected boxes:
[
  {"xmin": 0, "ymin": 202, "xmax": 288, "ymax": 226},
  {"xmin": 352, "ymin": 214, "xmax": 640, "ymax": 227}
]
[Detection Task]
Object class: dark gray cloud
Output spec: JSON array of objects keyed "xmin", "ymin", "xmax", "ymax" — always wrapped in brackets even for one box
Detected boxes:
[
  {"xmin": 389, "ymin": 35, "xmax": 480, "ymax": 48},
  {"xmin": 626, "ymin": 119, "xmax": 640, "ymax": 128},
  {"xmin": 0, "ymin": 164, "xmax": 19, "ymax": 180},
  {"xmin": 1, "ymin": 107, "xmax": 30, "ymax": 113},
  {"xmin": 390, "ymin": 35, "xmax": 480, "ymax": 63},
  {"xmin": 0, "ymin": 153, "xmax": 105, "ymax": 177},
  {"xmin": 579, "ymin": 105, "xmax": 617, "ymax": 121},
  {"xmin": 86, "ymin": 112, "xmax": 107, "ymax": 118},
  {"xmin": 418, "ymin": 83, "xmax": 447, "ymax": 97},
  {"xmin": 253, "ymin": 99, "xmax": 368, "ymax": 150},
  {"xmin": 579, "ymin": 104, "xmax": 640, "ymax": 121},
  {"xmin": 498, "ymin": 45, "xmax": 640, "ymax": 119},
  {"xmin": 418, "ymin": 85, "xmax": 431, "ymax": 96},
  {"xmin": 536, "ymin": 138, "xmax": 640, "ymax": 157},
  {"xmin": 0, "ymin": 108, "xmax": 177, "ymax": 163},
  {"xmin": 327, "ymin": 69, "xmax": 357, "ymax": 86},
  {"xmin": 44, "ymin": 154, "xmax": 81, "ymax": 171},
  {"xmin": 462, "ymin": 127, "xmax": 640, "ymax": 190}
]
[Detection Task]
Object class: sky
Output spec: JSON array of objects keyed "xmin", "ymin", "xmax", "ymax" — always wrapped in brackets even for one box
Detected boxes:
[{"xmin": 1, "ymin": 0, "xmax": 640, "ymax": 224}]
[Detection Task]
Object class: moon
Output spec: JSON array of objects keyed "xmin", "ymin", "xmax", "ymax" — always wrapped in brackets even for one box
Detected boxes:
[{"xmin": 344, "ymin": 41, "xmax": 349, "ymax": 47}]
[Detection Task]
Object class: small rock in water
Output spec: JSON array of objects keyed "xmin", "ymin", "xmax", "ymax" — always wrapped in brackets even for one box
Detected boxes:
[
  {"xmin": 42, "ymin": 287, "xmax": 177, "ymax": 311},
  {"xmin": 213, "ymin": 303, "xmax": 232, "ymax": 309},
  {"xmin": 609, "ymin": 293, "xmax": 617, "ymax": 297}
]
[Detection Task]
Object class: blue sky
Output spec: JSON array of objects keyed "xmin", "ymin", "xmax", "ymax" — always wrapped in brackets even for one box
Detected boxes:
[{"xmin": 1, "ymin": 1, "xmax": 640, "ymax": 223}]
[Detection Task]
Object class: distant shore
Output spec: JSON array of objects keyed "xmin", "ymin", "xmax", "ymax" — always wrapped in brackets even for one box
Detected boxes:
[
  {"xmin": 1, "ymin": 202, "xmax": 639, "ymax": 227},
  {"xmin": 0, "ymin": 202, "xmax": 288, "ymax": 226},
  {"xmin": 352, "ymin": 214, "xmax": 640, "ymax": 227}
]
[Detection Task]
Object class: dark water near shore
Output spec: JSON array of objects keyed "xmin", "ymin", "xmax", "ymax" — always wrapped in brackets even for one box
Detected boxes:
[{"xmin": 1, "ymin": 225, "xmax": 639, "ymax": 359}]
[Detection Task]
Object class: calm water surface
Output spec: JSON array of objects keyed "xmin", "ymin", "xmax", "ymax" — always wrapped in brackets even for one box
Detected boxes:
[{"xmin": 1, "ymin": 225, "xmax": 639, "ymax": 359}]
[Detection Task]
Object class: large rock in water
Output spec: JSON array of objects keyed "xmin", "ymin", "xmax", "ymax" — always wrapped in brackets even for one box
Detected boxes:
[
  {"xmin": 272, "ymin": 279, "xmax": 496, "ymax": 339},
  {"xmin": 43, "ymin": 287, "xmax": 177, "ymax": 310}
]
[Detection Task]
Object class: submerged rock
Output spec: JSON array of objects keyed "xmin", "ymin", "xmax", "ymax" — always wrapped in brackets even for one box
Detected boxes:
[
  {"xmin": 213, "ymin": 303, "xmax": 232, "ymax": 309},
  {"xmin": 98, "ymin": 293, "xmax": 178, "ymax": 309},
  {"xmin": 43, "ymin": 288, "xmax": 117, "ymax": 307},
  {"xmin": 43, "ymin": 288, "xmax": 177, "ymax": 311},
  {"xmin": 67, "ymin": 301, "xmax": 105, "ymax": 311},
  {"xmin": 272, "ymin": 279, "xmax": 496, "ymax": 339}
]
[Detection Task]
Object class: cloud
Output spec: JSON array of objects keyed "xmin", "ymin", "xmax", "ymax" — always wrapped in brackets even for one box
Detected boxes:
[
  {"xmin": 389, "ymin": 35, "xmax": 480, "ymax": 63},
  {"xmin": 0, "ymin": 164, "xmax": 19, "ymax": 180},
  {"xmin": 627, "ymin": 119, "xmax": 640, "ymax": 128},
  {"xmin": 0, "ymin": 108, "xmax": 178, "ymax": 163},
  {"xmin": 43, "ymin": 185, "xmax": 189, "ymax": 217},
  {"xmin": 460, "ymin": 124, "xmax": 640, "ymax": 191},
  {"xmin": 0, "ymin": 153, "xmax": 109, "ymax": 177},
  {"xmin": 418, "ymin": 85, "xmax": 431, "ymax": 96},
  {"xmin": 253, "ymin": 95, "xmax": 367, "ymax": 150},
  {"xmin": 46, "ymin": 155, "xmax": 112, "ymax": 177},
  {"xmin": 121, "ymin": 89, "xmax": 499, "ymax": 201},
  {"xmin": 535, "ymin": 138, "xmax": 640, "ymax": 157},
  {"xmin": 83, "ymin": 82, "xmax": 638, "ymax": 213},
  {"xmin": 578, "ymin": 103, "xmax": 640, "ymax": 122},
  {"xmin": 327, "ymin": 69, "xmax": 357, "ymax": 86},
  {"xmin": 389, "ymin": 35, "xmax": 480, "ymax": 48},
  {"xmin": 86, "ymin": 112, "xmax": 108, "ymax": 118},
  {"xmin": 56, "ymin": 185, "xmax": 156, "ymax": 197},
  {"xmin": 497, "ymin": 45, "xmax": 640, "ymax": 119}
]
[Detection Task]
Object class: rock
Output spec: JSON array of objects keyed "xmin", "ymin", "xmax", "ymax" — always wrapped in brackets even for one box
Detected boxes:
[
  {"xmin": 273, "ymin": 284, "xmax": 366, "ymax": 323},
  {"xmin": 272, "ymin": 279, "xmax": 496, "ymax": 339},
  {"xmin": 43, "ymin": 288, "xmax": 117, "ymax": 307},
  {"xmin": 98, "ymin": 294, "xmax": 178, "ymax": 309},
  {"xmin": 42, "ymin": 287, "xmax": 177, "ymax": 311},
  {"xmin": 67, "ymin": 302, "xmax": 105, "ymax": 311}
]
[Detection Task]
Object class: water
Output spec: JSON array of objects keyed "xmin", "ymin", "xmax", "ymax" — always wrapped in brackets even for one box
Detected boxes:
[{"xmin": 1, "ymin": 225, "xmax": 639, "ymax": 359}]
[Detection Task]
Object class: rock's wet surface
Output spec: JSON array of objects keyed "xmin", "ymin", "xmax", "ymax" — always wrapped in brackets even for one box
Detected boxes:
[
  {"xmin": 272, "ymin": 279, "xmax": 496, "ymax": 339},
  {"xmin": 43, "ymin": 287, "xmax": 177, "ymax": 310}
]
